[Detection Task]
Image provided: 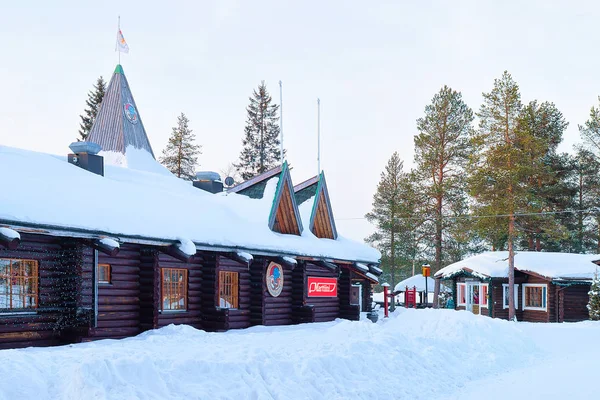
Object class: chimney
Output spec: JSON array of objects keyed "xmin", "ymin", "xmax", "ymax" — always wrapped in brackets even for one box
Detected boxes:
[
  {"xmin": 193, "ymin": 171, "xmax": 223, "ymax": 193},
  {"xmin": 68, "ymin": 141, "xmax": 104, "ymax": 176}
]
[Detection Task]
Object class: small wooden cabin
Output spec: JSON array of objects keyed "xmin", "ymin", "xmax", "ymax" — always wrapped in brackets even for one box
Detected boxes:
[
  {"xmin": 0, "ymin": 64, "xmax": 381, "ymax": 349},
  {"xmin": 435, "ymin": 251, "xmax": 597, "ymax": 322}
]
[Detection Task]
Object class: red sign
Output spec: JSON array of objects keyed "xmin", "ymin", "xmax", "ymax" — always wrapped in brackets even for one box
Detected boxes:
[{"xmin": 307, "ymin": 277, "xmax": 338, "ymax": 297}]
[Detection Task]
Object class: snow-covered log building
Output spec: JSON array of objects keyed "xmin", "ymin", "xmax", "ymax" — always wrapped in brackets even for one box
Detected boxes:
[
  {"xmin": 435, "ymin": 251, "xmax": 598, "ymax": 322},
  {"xmin": 0, "ymin": 64, "xmax": 381, "ymax": 349}
]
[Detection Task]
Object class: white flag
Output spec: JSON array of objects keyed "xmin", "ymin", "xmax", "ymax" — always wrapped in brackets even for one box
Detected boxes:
[{"xmin": 116, "ymin": 29, "xmax": 129, "ymax": 54}]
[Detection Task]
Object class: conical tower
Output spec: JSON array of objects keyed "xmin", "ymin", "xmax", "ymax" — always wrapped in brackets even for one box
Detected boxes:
[{"xmin": 87, "ymin": 64, "xmax": 158, "ymax": 171}]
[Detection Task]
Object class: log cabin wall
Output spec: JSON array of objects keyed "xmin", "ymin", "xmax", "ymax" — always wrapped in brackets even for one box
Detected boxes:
[
  {"xmin": 155, "ymin": 252, "xmax": 202, "ymax": 329},
  {"xmin": 139, "ymin": 247, "xmax": 159, "ymax": 332},
  {"xmin": 201, "ymin": 255, "xmax": 251, "ymax": 331},
  {"xmin": 0, "ymin": 233, "xmax": 76, "ymax": 349},
  {"xmin": 304, "ymin": 262, "xmax": 340, "ymax": 323},
  {"xmin": 338, "ymin": 266, "xmax": 359, "ymax": 320},
  {"xmin": 291, "ymin": 261, "xmax": 312, "ymax": 323},
  {"xmin": 92, "ymin": 243, "xmax": 142, "ymax": 340},
  {"xmin": 560, "ymin": 284, "xmax": 590, "ymax": 322},
  {"xmin": 249, "ymin": 258, "xmax": 294, "ymax": 326}
]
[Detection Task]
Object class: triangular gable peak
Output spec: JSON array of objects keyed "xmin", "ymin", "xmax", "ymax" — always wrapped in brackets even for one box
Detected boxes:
[
  {"xmin": 269, "ymin": 162, "xmax": 303, "ymax": 235},
  {"xmin": 87, "ymin": 64, "xmax": 156, "ymax": 168},
  {"xmin": 294, "ymin": 172, "xmax": 338, "ymax": 240},
  {"xmin": 227, "ymin": 165, "xmax": 283, "ymax": 199}
]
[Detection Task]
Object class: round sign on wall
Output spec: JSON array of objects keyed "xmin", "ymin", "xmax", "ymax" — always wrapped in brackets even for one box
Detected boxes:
[
  {"xmin": 266, "ymin": 262, "xmax": 284, "ymax": 297},
  {"xmin": 123, "ymin": 102, "xmax": 139, "ymax": 124}
]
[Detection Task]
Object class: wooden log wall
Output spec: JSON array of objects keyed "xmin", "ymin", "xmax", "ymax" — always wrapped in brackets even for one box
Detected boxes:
[
  {"xmin": 0, "ymin": 233, "xmax": 72, "ymax": 349},
  {"xmin": 139, "ymin": 247, "xmax": 158, "ymax": 332},
  {"xmin": 304, "ymin": 262, "xmax": 340, "ymax": 323},
  {"xmin": 521, "ymin": 275, "xmax": 552, "ymax": 323},
  {"xmin": 202, "ymin": 255, "xmax": 251, "ymax": 331},
  {"xmin": 560, "ymin": 284, "xmax": 590, "ymax": 322},
  {"xmin": 338, "ymin": 266, "xmax": 359, "ymax": 321},
  {"xmin": 291, "ymin": 261, "xmax": 312, "ymax": 323},
  {"xmin": 155, "ymin": 253, "xmax": 202, "ymax": 330},
  {"xmin": 249, "ymin": 258, "xmax": 294, "ymax": 326},
  {"xmin": 92, "ymin": 243, "xmax": 142, "ymax": 340}
]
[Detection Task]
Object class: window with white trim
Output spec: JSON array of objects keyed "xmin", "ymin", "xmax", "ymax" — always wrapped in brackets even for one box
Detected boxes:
[
  {"xmin": 457, "ymin": 283, "xmax": 466, "ymax": 305},
  {"xmin": 502, "ymin": 283, "xmax": 519, "ymax": 310},
  {"xmin": 480, "ymin": 284, "xmax": 489, "ymax": 307},
  {"xmin": 522, "ymin": 284, "xmax": 547, "ymax": 311}
]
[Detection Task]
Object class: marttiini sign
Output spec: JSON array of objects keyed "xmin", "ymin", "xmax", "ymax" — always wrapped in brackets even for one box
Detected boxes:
[{"xmin": 307, "ymin": 277, "xmax": 338, "ymax": 297}]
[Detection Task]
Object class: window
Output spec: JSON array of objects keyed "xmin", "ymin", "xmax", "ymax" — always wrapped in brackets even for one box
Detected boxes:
[
  {"xmin": 502, "ymin": 283, "xmax": 519, "ymax": 310},
  {"xmin": 161, "ymin": 268, "xmax": 187, "ymax": 311},
  {"xmin": 523, "ymin": 284, "xmax": 547, "ymax": 311},
  {"xmin": 98, "ymin": 264, "xmax": 111, "ymax": 284},
  {"xmin": 218, "ymin": 271, "xmax": 239, "ymax": 309},
  {"xmin": 480, "ymin": 284, "xmax": 488, "ymax": 307},
  {"xmin": 0, "ymin": 258, "xmax": 38, "ymax": 311},
  {"xmin": 457, "ymin": 283, "xmax": 466, "ymax": 305}
]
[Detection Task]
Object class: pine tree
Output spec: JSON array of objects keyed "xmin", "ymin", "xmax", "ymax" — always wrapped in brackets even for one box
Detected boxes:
[
  {"xmin": 78, "ymin": 76, "xmax": 106, "ymax": 141},
  {"xmin": 515, "ymin": 101, "xmax": 571, "ymax": 251},
  {"xmin": 572, "ymin": 147, "xmax": 600, "ymax": 253},
  {"xmin": 235, "ymin": 81, "xmax": 282, "ymax": 180},
  {"xmin": 365, "ymin": 152, "xmax": 426, "ymax": 310},
  {"xmin": 587, "ymin": 269, "xmax": 600, "ymax": 320},
  {"xmin": 414, "ymin": 85, "xmax": 474, "ymax": 275},
  {"xmin": 579, "ymin": 97, "xmax": 600, "ymax": 156},
  {"xmin": 468, "ymin": 71, "xmax": 530, "ymax": 320},
  {"xmin": 159, "ymin": 113, "xmax": 202, "ymax": 180}
]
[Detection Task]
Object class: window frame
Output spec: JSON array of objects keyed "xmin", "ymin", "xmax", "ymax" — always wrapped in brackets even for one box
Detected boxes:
[
  {"xmin": 0, "ymin": 258, "xmax": 39, "ymax": 312},
  {"xmin": 98, "ymin": 263, "xmax": 111, "ymax": 284},
  {"xmin": 160, "ymin": 268, "xmax": 188, "ymax": 313},
  {"xmin": 502, "ymin": 283, "xmax": 520, "ymax": 310},
  {"xmin": 218, "ymin": 270, "xmax": 239, "ymax": 309},
  {"xmin": 522, "ymin": 283, "xmax": 547, "ymax": 311},
  {"xmin": 480, "ymin": 283, "xmax": 489, "ymax": 308},
  {"xmin": 457, "ymin": 283, "xmax": 466, "ymax": 306}
]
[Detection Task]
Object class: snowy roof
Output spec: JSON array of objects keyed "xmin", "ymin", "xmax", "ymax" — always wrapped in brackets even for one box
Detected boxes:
[
  {"xmin": 435, "ymin": 251, "xmax": 600, "ymax": 281},
  {"xmin": 0, "ymin": 145, "xmax": 380, "ymax": 264},
  {"xmin": 394, "ymin": 274, "xmax": 450, "ymax": 293}
]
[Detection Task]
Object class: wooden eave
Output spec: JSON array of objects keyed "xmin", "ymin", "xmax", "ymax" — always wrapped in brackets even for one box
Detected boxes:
[
  {"xmin": 268, "ymin": 162, "xmax": 303, "ymax": 235},
  {"xmin": 309, "ymin": 173, "xmax": 338, "ymax": 240}
]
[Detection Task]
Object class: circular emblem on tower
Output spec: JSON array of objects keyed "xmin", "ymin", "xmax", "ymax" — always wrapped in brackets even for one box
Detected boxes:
[
  {"xmin": 266, "ymin": 261, "xmax": 284, "ymax": 297},
  {"xmin": 123, "ymin": 103, "xmax": 138, "ymax": 124}
]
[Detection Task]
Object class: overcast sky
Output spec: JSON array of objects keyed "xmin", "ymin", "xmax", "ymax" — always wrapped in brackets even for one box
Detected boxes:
[{"xmin": 1, "ymin": 0, "xmax": 599, "ymax": 243}]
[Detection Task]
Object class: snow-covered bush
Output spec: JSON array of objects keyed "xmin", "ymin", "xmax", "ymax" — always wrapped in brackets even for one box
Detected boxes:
[{"xmin": 587, "ymin": 269, "xmax": 600, "ymax": 320}]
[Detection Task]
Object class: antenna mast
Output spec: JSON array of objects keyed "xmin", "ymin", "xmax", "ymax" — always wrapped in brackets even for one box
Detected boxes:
[{"xmin": 317, "ymin": 98, "xmax": 321, "ymax": 174}]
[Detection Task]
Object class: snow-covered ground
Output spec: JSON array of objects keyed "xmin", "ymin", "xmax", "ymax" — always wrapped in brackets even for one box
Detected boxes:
[{"xmin": 0, "ymin": 309, "xmax": 598, "ymax": 400}]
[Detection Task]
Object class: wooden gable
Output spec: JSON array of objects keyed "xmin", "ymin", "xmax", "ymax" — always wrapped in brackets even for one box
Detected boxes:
[
  {"xmin": 294, "ymin": 173, "xmax": 338, "ymax": 240},
  {"xmin": 269, "ymin": 162, "xmax": 303, "ymax": 235}
]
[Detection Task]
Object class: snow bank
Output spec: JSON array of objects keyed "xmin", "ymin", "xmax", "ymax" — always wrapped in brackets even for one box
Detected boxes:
[
  {"xmin": 394, "ymin": 274, "xmax": 449, "ymax": 292},
  {"xmin": 0, "ymin": 309, "xmax": 558, "ymax": 400},
  {"xmin": 436, "ymin": 251, "xmax": 600, "ymax": 280}
]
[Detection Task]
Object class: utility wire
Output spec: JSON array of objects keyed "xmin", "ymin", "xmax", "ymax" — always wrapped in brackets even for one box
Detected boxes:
[{"xmin": 338, "ymin": 208, "xmax": 600, "ymax": 222}]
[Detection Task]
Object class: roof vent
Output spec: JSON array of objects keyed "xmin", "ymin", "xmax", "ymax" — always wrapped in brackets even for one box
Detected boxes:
[
  {"xmin": 193, "ymin": 171, "xmax": 223, "ymax": 193},
  {"xmin": 68, "ymin": 141, "xmax": 104, "ymax": 176}
]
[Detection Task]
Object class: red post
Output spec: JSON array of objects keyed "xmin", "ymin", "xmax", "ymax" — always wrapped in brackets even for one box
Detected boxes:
[{"xmin": 382, "ymin": 283, "xmax": 390, "ymax": 318}]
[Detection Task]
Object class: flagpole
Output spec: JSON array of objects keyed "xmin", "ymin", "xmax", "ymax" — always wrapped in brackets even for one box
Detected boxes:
[
  {"xmin": 317, "ymin": 98, "xmax": 321, "ymax": 175},
  {"xmin": 279, "ymin": 80, "xmax": 283, "ymax": 165},
  {"xmin": 118, "ymin": 16, "xmax": 121, "ymax": 65}
]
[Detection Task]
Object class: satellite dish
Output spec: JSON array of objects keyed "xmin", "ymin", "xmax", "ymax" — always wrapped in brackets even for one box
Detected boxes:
[{"xmin": 224, "ymin": 176, "xmax": 235, "ymax": 187}]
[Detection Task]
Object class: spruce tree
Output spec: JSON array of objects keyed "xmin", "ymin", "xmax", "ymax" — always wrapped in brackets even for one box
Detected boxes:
[
  {"xmin": 468, "ymin": 71, "xmax": 530, "ymax": 320},
  {"xmin": 159, "ymin": 113, "xmax": 202, "ymax": 180},
  {"xmin": 365, "ymin": 152, "xmax": 426, "ymax": 310},
  {"xmin": 78, "ymin": 76, "xmax": 106, "ymax": 141},
  {"xmin": 573, "ymin": 147, "xmax": 600, "ymax": 253},
  {"xmin": 588, "ymin": 269, "xmax": 600, "ymax": 320},
  {"xmin": 579, "ymin": 97, "xmax": 600, "ymax": 156},
  {"xmin": 235, "ymin": 81, "xmax": 282, "ymax": 180},
  {"xmin": 414, "ymin": 86, "xmax": 474, "ymax": 273}
]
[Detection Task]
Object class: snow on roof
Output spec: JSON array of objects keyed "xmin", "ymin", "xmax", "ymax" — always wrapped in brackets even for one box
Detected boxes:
[
  {"xmin": 0, "ymin": 145, "xmax": 380, "ymax": 263},
  {"xmin": 435, "ymin": 251, "xmax": 600, "ymax": 280},
  {"xmin": 394, "ymin": 274, "xmax": 450, "ymax": 292}
]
